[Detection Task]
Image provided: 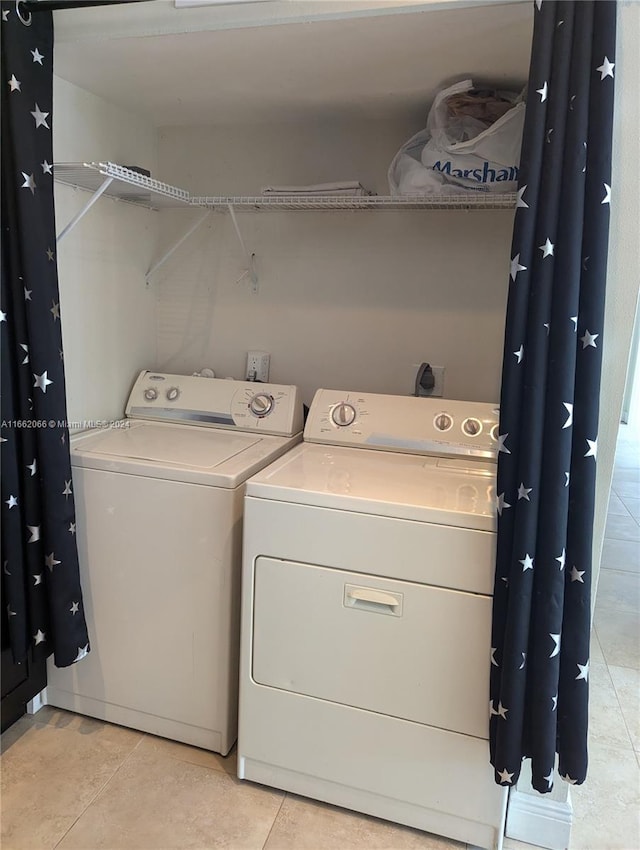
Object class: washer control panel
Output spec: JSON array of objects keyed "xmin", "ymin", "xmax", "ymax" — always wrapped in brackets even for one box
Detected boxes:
[
  {"xmin": 305, "ymin": 389, "xmax": 499, "ymax": 460},
  {"xmin": 125, "ymin": 371, "xmax": 303, "ymax": 436}
]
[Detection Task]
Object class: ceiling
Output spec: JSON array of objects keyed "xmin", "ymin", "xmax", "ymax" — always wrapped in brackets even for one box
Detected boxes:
[{"xmin": 52, "ymin": 0, "xmax": 533, "ymax": 126}]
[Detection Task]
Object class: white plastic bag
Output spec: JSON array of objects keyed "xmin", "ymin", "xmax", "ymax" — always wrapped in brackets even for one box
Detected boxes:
[{"xmin": 388, "ymin": 80, "xmax": 525, "ymax": 195}]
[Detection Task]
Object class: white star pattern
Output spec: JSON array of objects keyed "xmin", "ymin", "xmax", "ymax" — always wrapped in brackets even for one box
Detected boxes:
[
  {"xmin": 570, "ymin": 566, "xmax": 585, "ymax": 583},
  {"xmin": 62, "ymin": 480, "xmax": 72, "ymax": 497},
  {"xmin": 6, "ymin": 495, "xmax": 18, "ymax": 509},
  {"xmin": 517, "ymin": 483, "xmax": 532, "ymax": 501},
  {"xmin": 601, "ymin": 183, "xmax": 611, "ymax": 205},
  {"xmin": 510, "ymin": 254, "xmax": 527, "ymax": 281},
  {"xmin": 513, "ymin": 345, "xmax": 524, "ymax": 364},
  {"xmin": 0, "ymin": 310, "xmax": 6, "ymax": 322},
  {"xmin": 571, "ymin": 316, "xmax": 578, "ymax": 331},
  {"xmin": 562, "ymin": 774, "xmax": 578, "ymax": 785},
  {"xmin": 585, "ymin": 438, "xmax": 598, "ymax": 459},
  {"xmin": 33, "ymin": 574, "xmax": 43, "ymax": 586},
  {"xmin": 21, "ymin": 172, "xmax": 36, "ymax": 194},
  {"xmin": 539, "ymin": 238, "xmax": 554, "ymax": 258},
  {"xmin": 27, "ymin": 459, "xmax": 37, "ymax": 477},
  {"xmin": 497, "ymin": 433, "xmax": 511, "ymax": 454},
  {"xmin": 580, "ymin": 330, "xmax": 599, "ymax": 349},
  {"xmin": 45, "ymin": 553, "xmax": 61, "ymax": 571},
  {"xmin": 596, "ymin": 57, "xmax": 615, "ymax": 80},
  {"xmin": 551, "ymin": 694, "xmax": 558, "ymax": 711},
  {"xmin": 516, "ymin": 186, "xmax": 529, "ymax": 208},
  {"xmin": 497, "ymin": 701, "xmax": 509, "ymax": 719},
  {"xmin": 24, "ymin": 287, "xmax": 32, "ymax": 301},
  {"xmin": 33, "ymin": 371, "xmax": 53, "ymax": 393},
  {"xmin": 562, "ymin": 402, "xmax": 573, "ymax": 429},
  {"xmin": 549, "ymin": 633, "xmax": 561, "ymax": 658},
  {"xmin": 519, "ymin": 652, "xmax": 526, "ymax": 670},
  {"xmin": 496, "ymin": 492, "xmax": 511, "ymax": 515},
  {"xmin": 2, "ymin": 9, "xmax": 9, "ymax": 21},
  {"xmin": 75, "ymin": 645, "xmax": 90, "ymax": 662},
  {"xmin": 70, "ymin": 602, "xmax": 80, "ymax": 615},
  {"xmin": 491, "ymin": 647, "xmax": 499, "ymax": 667},
  {"xmin": 536, "ymin": 81, "xmax": 548, "ymax": 102},
  {"xmin": 543, "ymin": 770, "xmax": 554, "ymax": 789},
  {"xmin": 490, "ymin": 700, "xmax": 499, "ymax": 717},
  {"xmin": 46, "ymin": 247, "xmax": 55, "ymax": 261},
  {"xmin": 520, "ymin": 553, "xmax": 534, "ymax": 572},
  {"xmin": 565, "ymin": 472, "xmax": 571, "ymax": 487},
  {"xmin": 498, "ymin": 768, "xmax": 514, "ymax": 784},
  {"xmin": 50, "ymin": 301, "xmax": 60, "ymax": 321},
  {"xmin": 31, "ymin": 48, "xmax": 45, "ymax": 65},
  {"xmin": 69, "ymin": 522, "xmax": 76, "ymax": 535},
  {"xmin": 30, "ymin": 103, "xmax": 50, "ymax": 130},
  {"xmin": 20, "ymin": 344, "xmax": 29, "ymax": 364},
  {"xmin": 42, "ymin": 160, "xmax": 53, "ymax": 175},
  {"xmin": 576, "ymin": 661, "xmax": 590, "ymax": 682},
  {"xmin": 8, "ymin": 74, "xmax": 21, "ymax": 92},
  {"xmin": 556, "ymin": 548, "xmax": 566, "ymax": 571},
  {"xmin": 544, "ymin": 322, "xmax": 551, "ymax": 335},
  {"xmin": 33, "ymin": 629, "xmax": 46, "ymax": 645},
  {"xmin": 7, "ymin": 606, "xmax": 17, "ymax": 618}
]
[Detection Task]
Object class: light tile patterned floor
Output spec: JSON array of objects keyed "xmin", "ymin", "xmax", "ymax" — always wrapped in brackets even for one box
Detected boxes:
[{"xmin": 2, "ymin": 427, "xmax": 638, "ymax": 850}]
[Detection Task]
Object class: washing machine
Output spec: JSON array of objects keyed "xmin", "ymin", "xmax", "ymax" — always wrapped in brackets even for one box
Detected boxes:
[
  {"xmin": 46, "ymin": 371, "xmax": 303, "ymax": 755},
  {"xmin": 237, "ymin": 388, "xmax": 508, "ymax": 849}
]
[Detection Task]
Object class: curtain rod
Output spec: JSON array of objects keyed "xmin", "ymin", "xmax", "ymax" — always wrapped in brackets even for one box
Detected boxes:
[{"xmin": 24, "ymin": 0, "xmax": 153, "ymax": 11}]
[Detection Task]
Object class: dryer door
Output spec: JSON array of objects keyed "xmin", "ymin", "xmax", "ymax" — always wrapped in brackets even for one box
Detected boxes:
[{"xmin": 252, "ymin": 557, "xmax": 492, "ymax": 739}]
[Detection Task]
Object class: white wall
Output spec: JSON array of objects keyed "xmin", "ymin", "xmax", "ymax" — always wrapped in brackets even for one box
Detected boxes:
[
  {"xmin": 593, "ymin": 0, "xmax": 640, "ymax": 604},
  {"xmin": 53, "ymin": 76, "xmax": 158, "ymax": 425},
  {"xmin": 155, "ymin": 119, "xmax": 514, "ymax": 405}
]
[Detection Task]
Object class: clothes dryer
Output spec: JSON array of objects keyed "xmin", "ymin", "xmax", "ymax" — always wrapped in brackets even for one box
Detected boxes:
[
  {"xmin": 46, "ymin": 371, "xmax": 303, "ymax": 755},
  {"xmin": 238, "ymin": 388, "xmax": 507, "ymax": 849}
]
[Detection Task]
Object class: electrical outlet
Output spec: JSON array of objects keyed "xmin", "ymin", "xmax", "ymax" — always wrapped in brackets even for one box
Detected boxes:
[{"xmin": 246, "ymin": 351, "xmax": 270, "ymax": 382}]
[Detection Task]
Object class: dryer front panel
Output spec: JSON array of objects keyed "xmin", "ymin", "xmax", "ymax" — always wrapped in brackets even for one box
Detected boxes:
[{"xmin": 252, "ymin": 556, "xmax": 491, "ymax": 739}]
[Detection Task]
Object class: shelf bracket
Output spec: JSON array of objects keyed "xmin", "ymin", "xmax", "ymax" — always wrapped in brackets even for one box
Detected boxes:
[
  {"xmin": 228, "ymin": 203, "xmax": 258, "ymax": 294},
  {"xmin": 145, "ymin": 209, "xmax": 211, "ymax": 283},
  {"xmin": 56, "ymin": 176, "xmax": 114, "ymax": 243}
]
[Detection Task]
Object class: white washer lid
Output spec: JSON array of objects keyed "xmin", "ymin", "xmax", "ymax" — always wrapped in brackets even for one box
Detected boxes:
[
  {"xmin": 246, "ymin": 443, "xmax": 497, "ymax": 531},
  {"xmin": 74, "ymin": 420, "xmax": 259, "ymax": 467},
  {"xmin": 71, "ymin": 420, "xmax": 300, "ymax": 488}
]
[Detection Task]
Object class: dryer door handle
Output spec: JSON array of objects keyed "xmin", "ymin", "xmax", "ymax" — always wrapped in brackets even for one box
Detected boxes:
[{"xmin": 343, "ymin": 585, "xmax": 403, "ymax": 617}]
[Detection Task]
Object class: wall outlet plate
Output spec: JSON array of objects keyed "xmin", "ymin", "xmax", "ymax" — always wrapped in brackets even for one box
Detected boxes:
[{"xmin": 246, "ymin": 350, "xmax": 270, "ymax": 382}]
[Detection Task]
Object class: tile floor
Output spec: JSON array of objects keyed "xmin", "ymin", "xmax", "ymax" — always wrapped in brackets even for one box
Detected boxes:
[{"xmin": 2, "ymin": 427, "xmax": 638, "ymax": 850}]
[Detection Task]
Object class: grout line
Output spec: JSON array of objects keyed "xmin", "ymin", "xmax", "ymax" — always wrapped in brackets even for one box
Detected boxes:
[
  {"xmin": 51, "ymin": 732, "xmax": 146, "ymax": 849},
  {"xmin": 261, "ymin": 791, "xmax": 287, "ymax": 850}
]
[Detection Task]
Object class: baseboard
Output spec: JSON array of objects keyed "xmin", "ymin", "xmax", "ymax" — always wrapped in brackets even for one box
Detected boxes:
[{"xmin": 506, "ymin": 787, "xmax": 573, "ymax": 850}]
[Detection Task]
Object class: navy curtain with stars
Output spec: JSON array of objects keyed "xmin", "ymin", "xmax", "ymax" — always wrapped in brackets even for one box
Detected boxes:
[
  {"xmin": 1, "ymin": 1, "xmax": 90, "ymax": 667},
  {"xmin": 490, "ymin": 0, "xmax": 616, "ymax": 792}
]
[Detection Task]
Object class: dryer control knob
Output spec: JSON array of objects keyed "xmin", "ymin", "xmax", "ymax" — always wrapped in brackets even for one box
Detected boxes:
[
  {"xmin": 144, "ymin": 387, "xmax": 158, "ymax": 401},
  {"xmin": 249, "ymin": 393, "xmax": 274, "ymax": 417},
  {"xmin": 462, "ymin": 417, "xmax": 482, "ymax": 437},
  {"xmin": 166, "ymin": 386, "xmax": 180, "ymax": 402},
  {"xmin": 331, "ymin": 402, "xmax": 357, "ymax": 427},
  {"xmin": 434, "ymin": 413, "xmax": 453, "ymax": 431}
]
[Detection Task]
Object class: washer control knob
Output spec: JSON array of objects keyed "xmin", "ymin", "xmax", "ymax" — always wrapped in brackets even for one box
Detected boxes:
[
  {"xmin": 249, "ymin": 393, "xmax": 274, "ymax": 417},
  {"xmin": 462, "ymin": 417, "xmax": 482, "ymax": 437},
  {"xmin": 434, "ymin": 413, "xmax": 453, "ymax": 432},
  {"xmin": 166, "ymin": 386, "xmax": 180, "ymax": 402},
  {"xmin": 144, "ymin": 387, "xmax": 158, "ymax": 401},
  {"xmin": 331, "ymin": 402, "xmax": 357, "ymax": 427}
]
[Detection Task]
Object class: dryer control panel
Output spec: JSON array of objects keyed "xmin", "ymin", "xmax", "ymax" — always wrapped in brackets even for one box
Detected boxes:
[
  {"xmin": 125, "ymin": 371, "xmax": 304, "ymax": 436},
  {"xmin": 304, "ymin": 389, "xmax": 499, "ymax": 460}
]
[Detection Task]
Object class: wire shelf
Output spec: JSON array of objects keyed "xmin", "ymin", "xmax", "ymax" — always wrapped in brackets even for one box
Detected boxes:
[
  {"xmin": 192, "ymin": 193, "xmax": 518, "ymax": 211},
  {"xmin": 54, "ymin": 162, "xmax": 191, "ymax": 209}
]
